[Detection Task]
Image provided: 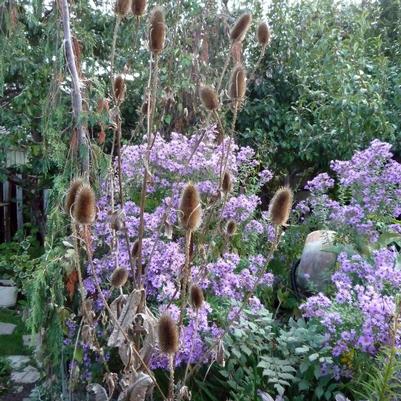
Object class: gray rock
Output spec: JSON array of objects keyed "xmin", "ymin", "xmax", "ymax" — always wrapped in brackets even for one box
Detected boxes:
[
  {"xmin": 11, "ymin": 365, "xmax": 40, "ymax": 384},
  {"xmin": 296, "ymin": 230, "xmax": 337, "ymax": 294},
  {"xmin": 6, "ymin": 355, "xmax": 30, "ymax": 369},
  {"xmin": 22, "ymin": 334, "xmax": 39, "ymax": 348},
  {"xmin": 0, "ymin": 322, "xmax": 16, "ymax": 335}
]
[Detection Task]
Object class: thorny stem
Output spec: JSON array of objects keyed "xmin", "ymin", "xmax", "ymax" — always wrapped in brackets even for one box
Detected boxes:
[
  {"xmin": 220, "ymin": 100, "xmax": 238, "ymax": 187},
  {"xmin": 183, "ymin": 309, "xmax": 199, "ymax": 383},
  {"xmin": 110, "ymin": 16, "xmax": 121, "ymax": 103},
  {"xmin": 82, "ymin": 227, "xmax": 167, "ymax": 401},
  {"xmin": 71, "ymin": 223, "xmax": 86, "ymax": 302},
  {"xmin": 168, "ymin": 354, "xmax": 175, "ymax": 400},
  {"xmin": 110, "ymin": 14, "xmax": 138, "ymax": 282},
  {"xmin": 68, "ymin": 318, "xmax": 83, "ymax": 401},
  {"xmin": 137, "ymin": 54, "xmax": 159, "ymax": 286},
  {"xmin": 249, "ymin": 45, "xmax": 266, "ymax": 84},
  {"xmin": 184, "ymin": 227, "xmax": 282, "ymax": 384},
  {"xmin": 216, "ymin": 52, "xmax": 231, "ymax": 93},
  {"xmin": 178, "ymin": 230, "xmax": 192, "ymax": 336}
]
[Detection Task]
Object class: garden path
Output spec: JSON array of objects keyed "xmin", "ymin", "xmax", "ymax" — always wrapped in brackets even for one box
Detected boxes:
[{"xmin": 0, "ymin": 319, "xmax": 40, "ymax": 400}]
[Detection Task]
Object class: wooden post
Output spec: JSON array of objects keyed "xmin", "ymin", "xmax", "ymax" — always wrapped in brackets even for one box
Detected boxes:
[
  {"xmin": 16, "ymin": 174, "xmax": 23, "ymax": 229},
  {"xmin": 2, "ymin": 181, "xmax": 11, "ymax": 242}
]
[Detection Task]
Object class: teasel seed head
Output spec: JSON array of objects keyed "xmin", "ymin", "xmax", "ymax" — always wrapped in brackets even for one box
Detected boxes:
[
  {"xmin": 113, "ymin": 75, "xmax": 126, "ymax": 104},
  {"xmin": 132, "ymin": 0, "xmax": 146, "ymax": 16},
  {"xmin": 226, "ymin": 220, "xmax": 237, "ymax": 236},
  {"xmin": 230, "ymin": 12, "xmax": 252, "ymax": 43},
  {"xmin": 199, "ymin": 85, "xmax": 219, "ymax": 111},
  {"xmin": 190, "ymin": 285, "xmax": 204, "ymax": 310},
  {"xmin": 115, "ymin": 0, "xmax": 131, "ymax": 17},
  {"xmin": 257, "ymin": 22, "xmax": 270, "ymax": 47},
  {"xmin": 131, "ymin": 239, "xmax": 139, "ymax": 258},
  {"xmin": 268, "ymin": 186, "xmax": 293, "ymax": 226},
  {"xmin": 222, "ymin": 171, "xmax": 233, "ymax": 193},
  {"xmin": 229, "ymin": 64, "xmax": 246, "ymax": 101},
  {"xmin": 65, "ymin": 178, "xmax": 84, "ymax": 215},
  {"xmin": 179, "ymin": 183, "xmax": 202, "ymax": 232},
  {"xmin": 73, "ymin": 184, "xmax": 96, "ymax": 225},
  {"xmin": 149, "ymin": 6, "xmax": 166, "ymax": 54},
  {"xmin": 158, "ymin": 314, "xmax": 179, "ymax": 354},
  {"xmin": 111, "ymin": 266, "xmax": 129, "ymax": 288},
  {"xmin": 141, "ymin": 100, "xmax": 151, "ymax": 115},
  {"xmin": 110, "ymin": 211, "xmax": 124, "ymax": 231}
]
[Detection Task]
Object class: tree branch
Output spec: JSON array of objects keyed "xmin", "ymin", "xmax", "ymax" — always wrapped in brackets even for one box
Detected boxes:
[{"xmin": 59, "ymin": 0, "xmax": 89, "ymax": 175}]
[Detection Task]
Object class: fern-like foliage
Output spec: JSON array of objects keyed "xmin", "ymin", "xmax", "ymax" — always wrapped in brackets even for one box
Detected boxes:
[{"xmin": 352, "ymin": 346, "xmax": 401, "ymax": 401}]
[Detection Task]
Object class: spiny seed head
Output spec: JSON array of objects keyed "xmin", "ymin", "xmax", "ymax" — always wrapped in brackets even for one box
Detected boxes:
[
  {"xmin": 230, "ymin": 12, "xmax": 252, "ymax": 43},
  {"xmin": 114, "ymin": 75, "xmax": 126, "ymax": 104},
  {"xmin": 158, "ymin": 314, "xmax": 178, "ymax": 354},
  {"xmin": 131, "ymin": 239, "xmax": 139, "ymax": 258},
  {"xmin": 132, "ymin": 0, "xmax": 146, "ymax": 16},
  {"xmin": 229, "ymin": 64, "xmax": 246, "ymax": 101},
  {"xmin": 222, "ymin": 172, "xmax": 233, "ymax": 193},
  {"xmin": 141, "ymin": 101, "xmax": 150, "ymax": 115},
  {"xmin": 111, "ymin": 267, "xmax": 129, "ymax": 288},
  {"xmin": 226, "ymin": 220, "xmax": 237, "ymax": 236},
  {"xmin": 257, "ymin": 22, "xmax": 270, "ymax": 47},
  {"xmin": 179, "ymin": 183, "xmax": 202, "ymax": 232},
  {"xmin": 149, "ymin": 6, "xmax": 166, "ymax": 54},
  {"xmin": 190, "ymin": 285, "xmax": 204, "ymax": 309},
  {"xmin": 110, "ymin": 211, "xmax": 124, "ymax": 231},
  {"xmin": 65, "ymin": 178, "xmax": 84, "ymax": 215},
  {"xmin": 73, "ymin": 184, "xmax": 96, "ymax": 225},
  {"xmin": 115, "ymin": 0, "xmax": 131, "ymax": 17},
  {"xmin": 199, "ymin": 85, "xmax": 219, "ymax": 111},
  {"xmin": 268, "ymin": 186, "xmax": 293, "ymax": 226}
]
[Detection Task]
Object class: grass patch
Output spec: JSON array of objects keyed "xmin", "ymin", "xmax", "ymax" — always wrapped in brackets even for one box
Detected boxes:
[{"xmin": 0, "ymin": 308, "xmax": 29, "ymax": 356}]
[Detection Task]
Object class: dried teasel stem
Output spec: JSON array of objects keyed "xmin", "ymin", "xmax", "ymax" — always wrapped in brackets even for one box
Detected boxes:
[
  {"xmin": 81, "ymin": 229, "xmax": 167, "ymax": 400},
  {"xmin": 137, "ymin": 41, "xmax": 162, "ymax": 286},
  {"xmin": 177, "ymin": 185, "xmax": 202, "ymax": 343},
  {"xmin": 183, "ymin": 307, "xmax": 199, "ymax": 383},
  {"xmin": 110, "ymin": 18, "xmax": 121, "ymax": 104},
  {"xmin": 168, "ymin": 354, "xmax": 175, "ymax": 400},
  {"xmin": 68, "ymin": 318, "xmax": 84, "ymax": 399}
]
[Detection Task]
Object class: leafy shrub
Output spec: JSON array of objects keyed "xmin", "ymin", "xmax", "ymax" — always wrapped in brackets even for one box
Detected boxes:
[{"xmin": 220, "ymin": 307, "xmax": 338, "ymax": 401}]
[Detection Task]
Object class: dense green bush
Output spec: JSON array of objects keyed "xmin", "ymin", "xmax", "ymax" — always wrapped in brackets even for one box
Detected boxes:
[{"xmin": 240, "ymin": 0, "xmax": 401, "ymax": 177}]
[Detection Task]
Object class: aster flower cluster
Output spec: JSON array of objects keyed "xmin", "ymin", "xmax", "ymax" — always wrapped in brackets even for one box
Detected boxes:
[
  {"xmin": 77, "ymin": 127, "xmax": 275, "ymax": 371},
  {"xmin": 298, "ymin": 139, "xmax": 401, "ymax": 240},
  {"xmin": 301, "ymin": 246, "xmax": 401, "ymax": 375}
]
